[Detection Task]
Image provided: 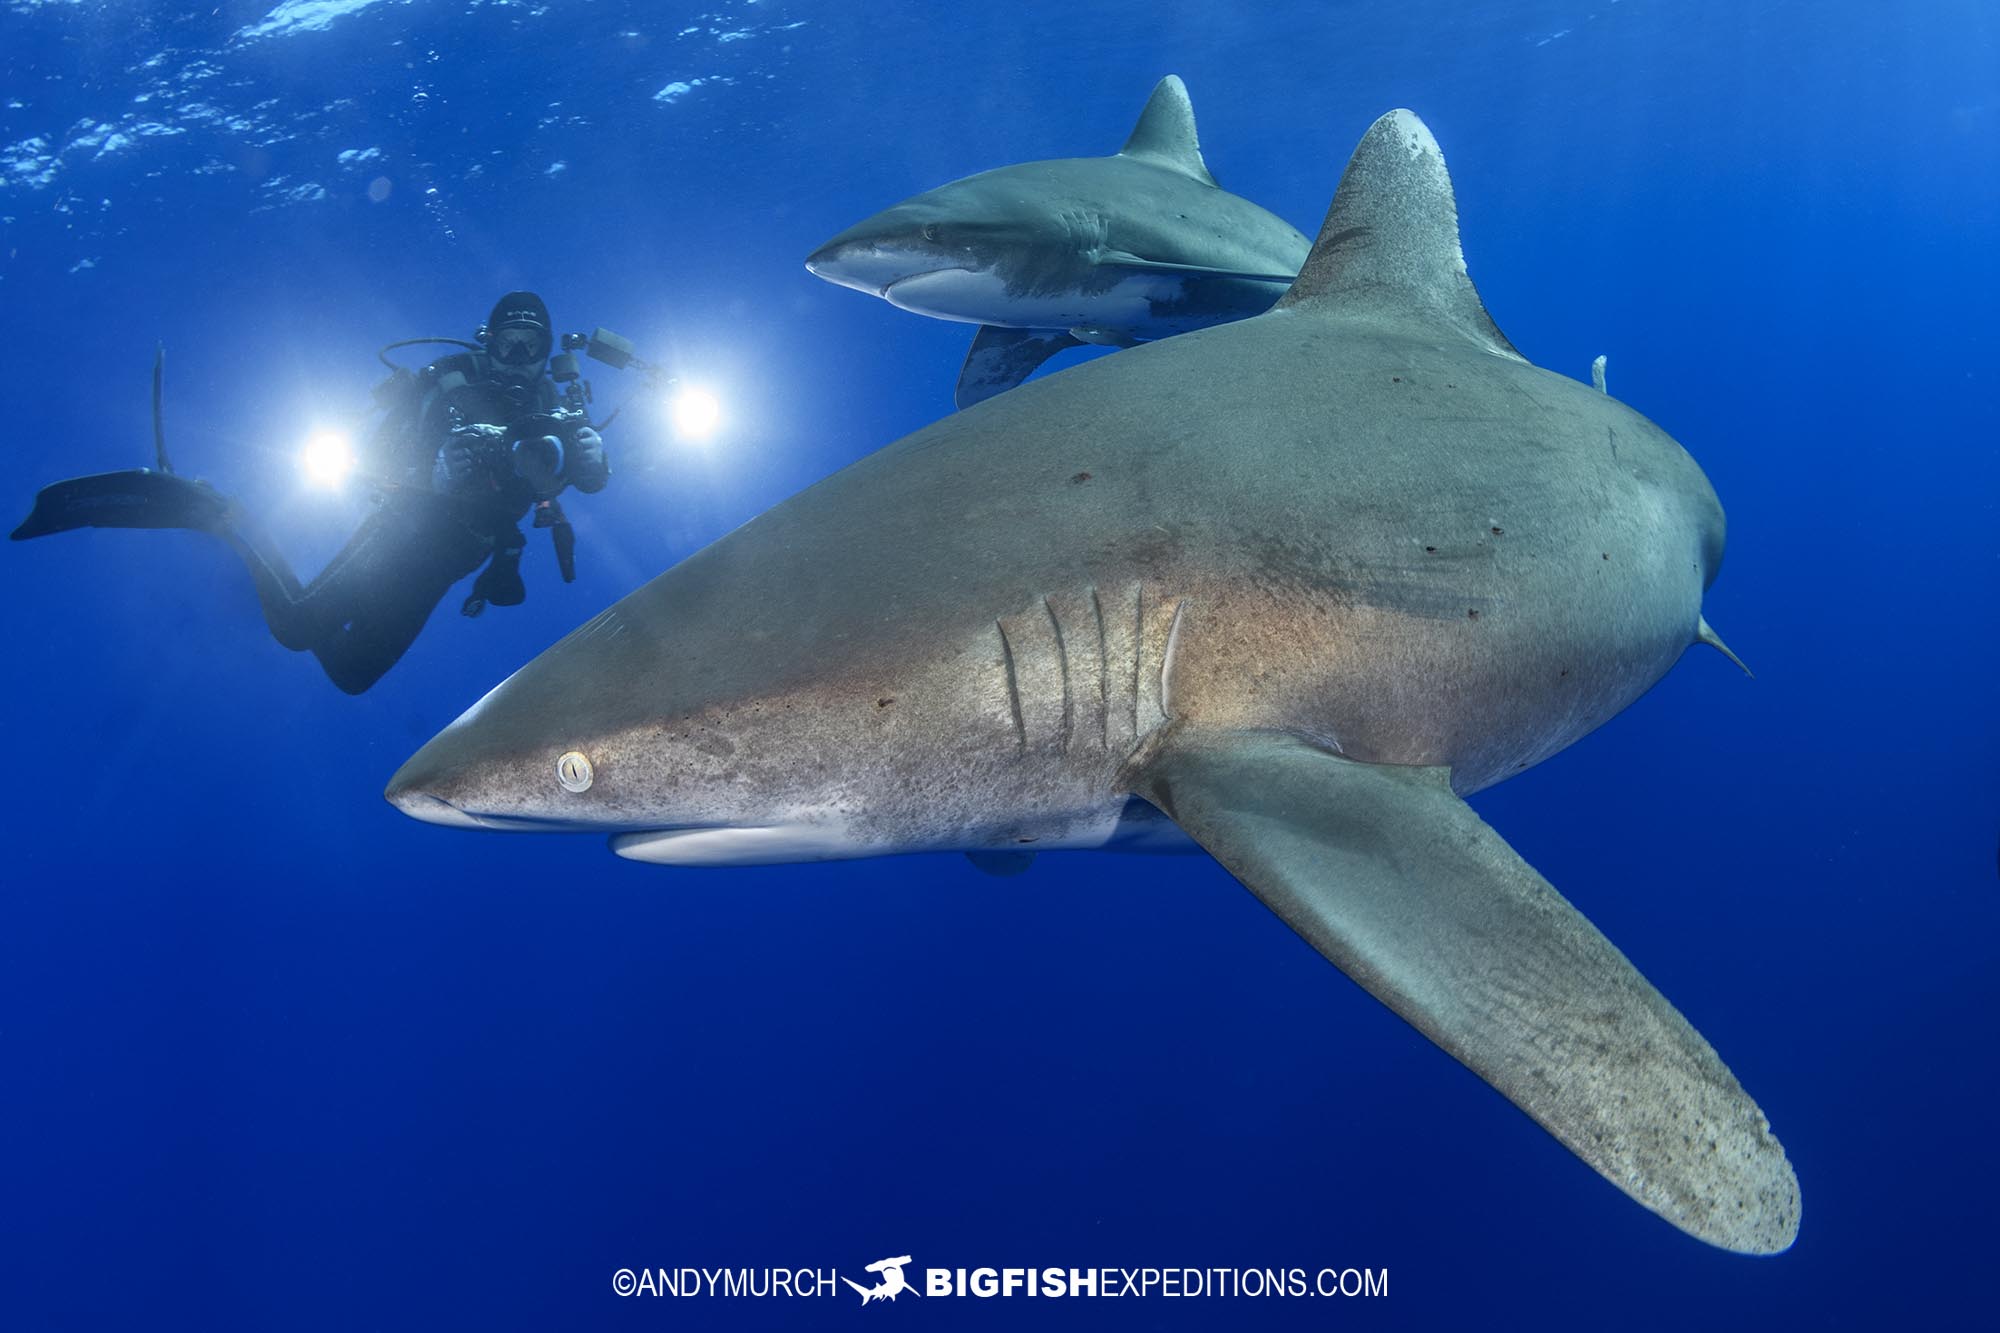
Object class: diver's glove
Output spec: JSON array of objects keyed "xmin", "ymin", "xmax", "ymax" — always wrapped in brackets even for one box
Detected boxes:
[
  {"xmin": 511, "ymin": 433, "xmax": 568, "ymax": 500},
  {"xmin": 434, "ymin": 422, "xmax": 506, "ymax": 492},
  {"xmin": 566, "ymin": 426, "xmax": 609, "ymax": 494}
]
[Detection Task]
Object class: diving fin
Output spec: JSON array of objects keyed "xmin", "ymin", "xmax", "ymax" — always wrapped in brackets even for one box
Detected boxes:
[
  {"xmin": 1134, "ymin": 728, "xmax": 1800, "ymax": 1255},
  {"xmin": 10, "ymin": 469, "xmax": 233, "ymax": 542},
  {"xmin": 463, "ymin": 533, "xmax": 527, "ymax": 617},
  {"xmin": 956, "ymin": 326, "xmax": 1083, "ymax": 409},
  {"xmin": 152, "ymin": 343, "xmax": 173, "ymax": 473}
]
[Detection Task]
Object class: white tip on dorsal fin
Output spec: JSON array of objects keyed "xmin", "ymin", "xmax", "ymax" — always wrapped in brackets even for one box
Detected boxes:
[
  {"xmin": 1591, "ymin": 354, "xmax": 1608, "ymax": 393},
  {"xmin": 1118, "ymin": 75, "xmax": 1218, "ymax": 187},
  {"xmin": 1278, "ymin": 110, "xmax": 1522, "ymax": 361}
]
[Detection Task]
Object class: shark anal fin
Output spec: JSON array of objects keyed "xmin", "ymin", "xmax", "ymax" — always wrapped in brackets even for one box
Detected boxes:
[
  {"xmin": 1135, "ymin": 729, "xmax": 1799, "ymax": 1255},
  {"xmin": 1278, "ymin": 110, "xmax": 1522, "ymax": 362},
  {"xmin": 956, "ymin": 326, "xmax": 1083, "ymax": 409},
  {"xmin": 1117, "ymin": 74, "xmax": 1218, "ymax": 187}
]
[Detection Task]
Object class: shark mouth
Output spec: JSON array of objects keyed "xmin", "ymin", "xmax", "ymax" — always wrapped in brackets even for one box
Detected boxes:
[
  {"xmin": 880, "ymin": 266, "xmax": 972, "ymax": 300},
  {"xmin": 611, "ymin": 820, "xmax": 876, "ymax": 866},
  {"xmin": 388, "ymin": 790, "xmax": 681, "ymax": 836},
  {"xmin": 390, "ymin": 795, "xmax": 595, "ymax": 833}
]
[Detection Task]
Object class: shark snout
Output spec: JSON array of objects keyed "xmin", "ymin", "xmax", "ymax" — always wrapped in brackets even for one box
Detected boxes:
[
  {"xmin": 384, "ymin": 743, "xmax": 484, "ymax": 827},
  {"xmin": 807, "ymin": 202, "xmax": 976, "ymax": 297},
  {"xmin": 384, "ymin": 744, "xmax": 619, "ymax": 834},
  {"xmin": 806, "ymin": 234, "xmax": 932, "ymax": 297}
]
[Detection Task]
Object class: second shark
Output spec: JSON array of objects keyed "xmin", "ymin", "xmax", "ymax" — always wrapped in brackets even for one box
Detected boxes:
[{"xmin": 807, "ymin": 76, "xmax": 1309, "ymax": 407}]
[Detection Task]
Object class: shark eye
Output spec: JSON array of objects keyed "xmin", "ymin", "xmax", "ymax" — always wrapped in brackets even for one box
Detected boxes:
[
  {"xmin": 556, "ymin": 750, "xmax": 594, "ymax": 793},
  {"xmin": 921, "ymin": 223, "xmax": 941, "ymax": 244}
]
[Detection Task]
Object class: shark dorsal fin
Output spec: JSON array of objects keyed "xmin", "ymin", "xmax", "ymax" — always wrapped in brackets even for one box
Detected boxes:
[
  {"xmin": 1118, "ymin": 75, "xmax": 1218, "ymax": 187},
  {"xmin": 1278, "ymin": 110, "xmax": 1521, "ymax": 360}
]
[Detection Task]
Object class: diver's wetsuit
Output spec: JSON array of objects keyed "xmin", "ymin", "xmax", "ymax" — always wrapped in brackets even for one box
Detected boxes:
[
  {"xmin": 226, "ymin": 487, "xmax": 523, "ymax": 695},
  {"xmin": 249, "ymin": 350, "xmax": 566, "ymax": 692},
  {"xmin": 12, "ymin": 339, "xmax": 606, "ymax": 695}
]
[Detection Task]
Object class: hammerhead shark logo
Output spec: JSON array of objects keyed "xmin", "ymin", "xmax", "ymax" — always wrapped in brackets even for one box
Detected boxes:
[{"xmin": 842, "ymin": 1255, "xmax": 920, "ymax": 1304}]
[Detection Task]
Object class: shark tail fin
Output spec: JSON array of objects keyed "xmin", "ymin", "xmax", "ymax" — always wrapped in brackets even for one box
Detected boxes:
[
  {"xmin": 1118, "ymin": 75, "xmax": 1218, "ymax": 188},
  {"xmin": 1278, "ymin": 110, "xmax": 1522, "ymax": 362}
]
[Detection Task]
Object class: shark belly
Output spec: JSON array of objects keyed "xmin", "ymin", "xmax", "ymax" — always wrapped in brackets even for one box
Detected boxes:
[{"xmin": 885, "ymin": 266, "xmax": 1195, "ymax": 334}]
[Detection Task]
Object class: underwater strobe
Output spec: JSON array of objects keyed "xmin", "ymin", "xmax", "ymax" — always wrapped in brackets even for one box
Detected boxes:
[{"xmin": 561, "ymin": 327, "xmax": 720, "ymax": 442}]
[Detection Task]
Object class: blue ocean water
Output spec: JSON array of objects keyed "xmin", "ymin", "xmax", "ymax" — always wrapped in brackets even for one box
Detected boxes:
[{"xmin": 1, "ymin": 0, "xmax": 1994, "ymax": 1327}]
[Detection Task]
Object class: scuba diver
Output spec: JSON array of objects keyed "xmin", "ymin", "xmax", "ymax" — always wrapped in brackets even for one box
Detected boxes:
[{"xmin": 12, "ymin": 292, "xmax": 647, "ymax": 694}]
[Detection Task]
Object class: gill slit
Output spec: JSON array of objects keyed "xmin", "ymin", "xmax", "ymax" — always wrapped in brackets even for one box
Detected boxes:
[{"xmin": 996, "ymin": 619, "xmax": 1027, "ymax": 754}]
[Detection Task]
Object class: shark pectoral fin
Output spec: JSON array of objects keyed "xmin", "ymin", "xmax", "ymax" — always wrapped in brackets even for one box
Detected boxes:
[
  {"xmin": 1096, "ymin": 250, "xmax": 1297, "ymax": 285},
  {"xmin": 1135, "ymin": 729, "xmax": 1799, "ymax": 1255},
  {"xmin": 955, "ymin": 326, "xmax": 1083, "ymax": 409},
  {"xmin": 1116, "ymin": 74, "xmax": 1219, "ymax": 187}
]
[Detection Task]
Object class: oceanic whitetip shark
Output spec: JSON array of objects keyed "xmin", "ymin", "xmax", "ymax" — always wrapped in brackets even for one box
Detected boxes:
[
  {"xmin": 390, "ymin": 110, "xmax": 1799, "ymax": 1254},
  {"xmin": 805, "ymin": 75, "xmax": 1310, "ymax": 408}
]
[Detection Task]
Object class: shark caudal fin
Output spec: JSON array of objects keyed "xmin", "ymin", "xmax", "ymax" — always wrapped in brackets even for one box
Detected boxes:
[
  {"xmin": 1117, "ymin": 75, "xmax": 1218, "ymax": 188},
  {"xmin": 1278, "ymin": 110, "xmax": 1521, "ymax": 361},
  {"xmin": 1134, "ymin": 729, "xmax": 1800, "ymax": 1255}
]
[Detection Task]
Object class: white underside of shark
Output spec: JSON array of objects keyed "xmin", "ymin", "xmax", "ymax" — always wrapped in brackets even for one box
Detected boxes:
[
  {"xmin": 610, "ymin": 797, "xmax": 1194, "ymax": 866},
  {"xmin": 883, "ymin": 266, "xmax": 1276, "ymax": 339}
]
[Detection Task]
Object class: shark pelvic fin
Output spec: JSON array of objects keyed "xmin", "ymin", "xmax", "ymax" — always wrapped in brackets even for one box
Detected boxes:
[
  {"xmin": 1278, "ymin": 110, "xmax": 1522, "ymax": 361},
  {"xmin": 1117, "ymin": 75, "xmax": 1218, "ymax": 188},
  {"xmin": 1696, "ymin": 615, "xmax": 1753, "ymax": 677},
  {"xmin": 1134, "ymin": 729, "xmax": 1799, "ymax": 1255}
]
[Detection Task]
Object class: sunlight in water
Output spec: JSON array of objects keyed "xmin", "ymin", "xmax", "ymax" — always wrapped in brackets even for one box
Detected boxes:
[{"xmin": 672, "ymin": 385, "xmax": 722, "ymax": 441}]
